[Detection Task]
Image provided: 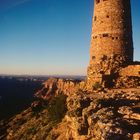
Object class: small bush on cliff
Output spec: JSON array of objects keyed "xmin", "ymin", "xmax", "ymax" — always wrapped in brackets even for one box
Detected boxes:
[
  {"xmin": 92, "ymin": 82, "xmax": 102, "ymax": 90},
  {"xmin": 48, "ymin": 94, "xmax": 67, "ymax": 122},
  {"xmin": 31, "ymin": 99, "xmax": 48, "ymax": 114}
]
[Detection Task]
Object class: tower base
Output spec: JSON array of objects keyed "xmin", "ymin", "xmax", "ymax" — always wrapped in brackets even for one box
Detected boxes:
[{"xmin": 87, "ymin": 61, "xmax": 140, "ymax": 90}]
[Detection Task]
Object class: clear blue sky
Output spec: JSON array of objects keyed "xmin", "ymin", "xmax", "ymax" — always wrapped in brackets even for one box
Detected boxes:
[{"xmin": 0, "ymin": 0, "xmax": 140, "ymax": 75}]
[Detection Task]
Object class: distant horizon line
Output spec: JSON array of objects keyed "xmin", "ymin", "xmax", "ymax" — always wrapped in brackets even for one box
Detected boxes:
[{"xmin": 0, "ymin": 74, "xmax": 86, "ymax": 77}]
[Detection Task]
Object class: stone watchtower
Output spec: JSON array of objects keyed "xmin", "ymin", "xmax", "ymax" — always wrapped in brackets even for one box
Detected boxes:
[{"xmin": 87, "ymin": 0, "xmax": 140, "ymax": 88}]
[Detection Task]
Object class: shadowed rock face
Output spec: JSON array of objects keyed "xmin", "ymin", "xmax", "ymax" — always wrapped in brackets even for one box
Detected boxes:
[{"xmin": 1, "ymin": 78, "xmax": 140, "ymax": 140}]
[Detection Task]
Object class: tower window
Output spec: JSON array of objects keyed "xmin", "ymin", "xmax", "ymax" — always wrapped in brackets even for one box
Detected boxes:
[
  {"xmin": 94, "ymin": 16, "xmax": 97, "ymax": 21},
  {"xmin": 106, "ymin": 15, "xmax": 109, "ymax": 18},
  {"xmin": 92, "ymin": 56, "xmax": 96, "ymax": 60},
  {"xmin": 96, "ymin": 0, "xmax": 100, "ymax": 4},
  {"xmin": 103, "ymin": 33, "xmax": 109, "ymax": 37},
  {"xmin": 126, "ymin": 42, "xmax": 128, "ymax": 44},
  {"xmin": 101, "ymin": 55, "xmax": 107, "ymax": 61}
]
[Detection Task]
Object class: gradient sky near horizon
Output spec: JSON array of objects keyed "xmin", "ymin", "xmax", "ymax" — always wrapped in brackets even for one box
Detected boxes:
[{"xmin": 0, "ymin": 0, "xmax": 140, "ymax": 75}]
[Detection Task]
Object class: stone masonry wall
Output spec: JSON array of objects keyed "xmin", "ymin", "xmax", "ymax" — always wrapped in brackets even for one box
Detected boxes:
[
  {"xmin": 119, "ymin": 64, "xmax": 140, "ymax": 77},
  {"xmin": 90, "ymin": 0, "xmax": 133, "ymax": 64},
  {"xmin": 115, "ymin": 64, "xmax": 140, "ymax": 88}
]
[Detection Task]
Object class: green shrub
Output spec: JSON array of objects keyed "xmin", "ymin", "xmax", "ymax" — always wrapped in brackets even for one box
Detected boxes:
[
  {"xmin": 47, "ymin": 94, "xmax": 67, "ymax": 122},
  {"xmin": 92, "ymin": 82, "xmax": 102, "ymax": 90}
]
